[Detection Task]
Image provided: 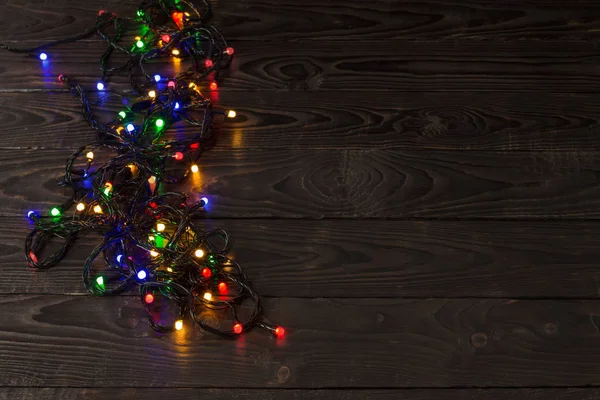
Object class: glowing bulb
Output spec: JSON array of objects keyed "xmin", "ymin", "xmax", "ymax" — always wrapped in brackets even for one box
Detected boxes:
[
  {"xmin": 93, "ymin": 205, "xmax": 102, "ymax": 214},
  {"xmin": 96, "ymin": 276, "xmax": 104, "ymax": 286},
  {"xmin": 76, "ymin": 202, "xmax": 85, "ymax": 211},
  {"xmin": 148, "ymin": 176, "xmax": 157, "ymax": 184},
  {"xmin": 39, "ymin": 53, "xmax": 48, "ymax": 61},
  {"xmin": 27, "ymin": 211, "xmax": 36, "ymax": 219},
  {"xmin": 209, "ymin": 82, "xmax": 218, "ymax": 90},
  {"xmin": 148, "ymin": 90, "xmax": 156, "ymax": 98},
  {"xmin": 194, "ymin": 249, "xmax": 204, "ymax": 258},
  {"xmin": 174, "ymin": 152, "xmax": 184, "ymax": 160},
  {"xmin": 190, "ymin": 143, "xmax": 200, "ymax": 149},
  {"xmin": 118, "ymin": 111, "xmax": 127, "ymax": 119},
  {"xmin": 168, "ymin": 81, "xmax": 175, "ymax": 88},
  {"xmin": 201, "ymin": 268, "xmax": 212, "ymax": 278},
  {"xmin": 157, "ymin": 223, "xmax": 166, "ymax": 232},
  {"xmin": 50, "ymin": 207, "xmax": 61, "ymax": 217},
  {"xmin": 205, "ymin": 59, "xmax": 213, "ymax": 67},
  {"xmin": 154, "ymin": 74, "xmax": 161, "ymax": 82},
  {"xmin": 148, "ymin": 235, "xmax": 155, "ymax": 241},
  {"xmin": 174, "ymin": 102, "xmax": 180, "ymax": 110},
  {"xmin": 136, "ymin": 40, "xmax": 144, "ymax": 48},
  {"xmin": 156, "ymin": 119, "xmax": 165, "ymax": 128},
  {"xmin": 191, "ymin": 165, "xmax": 199, "ymax": 173},
  {"xmin": 233, "ymin": 323, "xmax": 243, "ymax": 334},
  {"xmin": 86, "ymin": 151, "xmax": 94, "ymax": 160},
  {"xmin": 188, "ymin": 82, "xmax": 196, "ymax": 89},
  {"xmin": 167, "ymin": 267, "xmax": 173, "ymax": 273},
  {"xmin": 218, "ymin": 282, "xmax": 227, "ymax": 293},
  {"xmin": 161, "ymin": 34, "xmax": 171, "ymax": 43},
  {"xmin": 126, "ymin": 124, "xmax": 135, "ymax": 132},
  {"xmin": 116, "ymin": 255, "xmax": 123, "ymax": 263},
  {"xmin": 172, "ymin": 49, "xmax": 180, "ymax": 56},
  {"xmin": 137, "ymin": 270, "xmax": 147, "ymax": 280},
  {"xmin": 201, "ymin": 197, "xmax": 209, "ymax": 206},
  {"xmin": 227, "ymin": 110, "xmax": 236, "ymax": 118},
  {"xmin": 225, "ymin": 47, "xmax": 234, "ymax": 55},
  {"xmin": 275, "ymin": 326, "xmax": 285, "ymax": 337},
  {"xmin": 145, "ymin": 293, "xmax": 154, "ymax": 304},
  {"xmin": 150, "ymin": 250, "xmax": 159, "ymax": 257},
  {"xmin": 203, "ymin": 292, "xmax": 212, "ymax": 301},
  {"xmin": 175, "ymin": 320, "xmax": 183, "ymax": 330},
  {"xmin": 97, "ymin": 82, "xmax": 105, "ymax": 91}
]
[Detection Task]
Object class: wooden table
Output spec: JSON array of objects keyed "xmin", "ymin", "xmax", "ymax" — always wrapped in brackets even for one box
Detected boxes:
[{"xmin": 2, "ymin": 0, "xmax": 600, "ymax": 399}]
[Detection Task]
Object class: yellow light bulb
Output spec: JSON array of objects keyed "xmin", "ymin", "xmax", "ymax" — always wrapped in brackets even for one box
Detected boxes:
[
  {"xmin": 149, "ymin": 235, "xmax": 155, "ymax": 241},
  {"xmin": 188, "ymin": 82, "xmax": 196, "ymax": 89},
  {"xmin": 194, "ymin": 249, "xmax": 204, "ymax": 258},
  {"xmin": 148, "ymin": 176, "xmax": 157, "ymax": 184},
  {"xmin": 167, "ymin": 267, "xmax": 173, "ymax": 273},
  {"xmin": 203, "ymin": 292, "xmax": 212, "ymax": 301},
  {"xmin": 135, "ymin": 36, "xmax": 141, "ymax": 41},
  {"xmin": 148, "ymin": 90, "xmax": 156, "ymax": 98},
  {"xmin": 157, "ymin": 223, "xmax": 166, "ymax": 232},
  {"xmin": 150, "ymin": 250, "xmax": 159, "ymax": 257},
  {"xmin": 191, "ymin": 165, "xmax": 199, "ymax": 173},
  {"xmin": 227, "ymin": 110, "xmax": 236, "ymax": 118},
  {"xmin": 175, "ymin": 320, "xmax": 183, "ymax": 331},
  {"xmin": 93, "ymin": 205, "xmax": 102, "ymax": 214},
  {"xmin": 76, "ymin": 203, "xmax": 85, "ymax": 211},
  {"xmin": 172, "ymin": 49, "xmax": 180, "ymax": 56},
  {"xmin": 86, "ymin": 151, "xmax": 94, "ymax": 160}
]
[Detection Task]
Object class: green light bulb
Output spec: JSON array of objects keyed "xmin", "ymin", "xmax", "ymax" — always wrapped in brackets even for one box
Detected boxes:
[
  {"xmin": 137, "ymin": 10, "xmax": 143, "ymax": 17},
  {"xmin": 136, "ymin": 40, "xmax": 144, "ymax": 48},
  {"xmin": 156, "ymin": 119, "xmax": 165, "ymax": 128},
  {"xmin": 50, "ymin": 207, "xmax": 60, "ymax": 217},
  {"xmin": 96, "ymin": 276, "xmax": 104, "ymax": 286},
  {"xmin": 118, "ymin": 111, "xmax": 127, "ymax": 119}
]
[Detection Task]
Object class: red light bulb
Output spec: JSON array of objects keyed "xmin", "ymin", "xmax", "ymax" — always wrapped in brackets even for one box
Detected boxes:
[
  {"xmin": 205, "ymin": 59, "xmax": 213, "ymax": 67},
  {"xmin": 275, "ymin": 326, "xmax": 285, "ymax": 337},
  {"xmin": 233, "ymin": 323, "xmax": 243, "ymax": 334},
  {"xmin": 209, "ymin": 82, "xmax": 218, "ymax": 90},
  {"xmin": 225, "ymin": 47, "xmax": 234, "ymax": 55},
  {"xmin": 172, "ymin": 11, "xmax": 184, "ymax": 29},
  {"xmin": 168, "ymin": 81, "xmax": 176, "ymax": 88},
  {"xmin": 145, "ymin": 293, "xmax": 154, "ymax": 304},
  {"xmin": 149, "ymin": 202, "xmax": 157, "ymax": 208},
  {"xmin": 29, "ymin": 251, "xmax": 38, "ymax": 264},
  {"xmin": 201, "ymin": 268, "xmax": 212, "ymax": 278},
  {"xmin": 218, "ymin": 282, "xmax": 227, "ymax": 293},
  {"xmin": 174, "ymin": 152, "xmax": 184, "ymax": 160},
  {"xmin": 190, "ymin": 143, "xmax": 200, "ymax": 149},
  {"xmin": 161, "ymin": 34, "xmax": 171, "ymax": 43}
]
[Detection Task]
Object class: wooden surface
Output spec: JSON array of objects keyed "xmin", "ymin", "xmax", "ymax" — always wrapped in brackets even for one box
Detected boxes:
[{"xmin": 2, "ymin": 0, "xmax": 600, "ymax": 399}]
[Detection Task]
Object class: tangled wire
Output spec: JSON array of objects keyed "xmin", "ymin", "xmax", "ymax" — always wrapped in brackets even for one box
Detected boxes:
[{"xmin": 14, "ymin": 0, "xmax": 284, "ymax": 338}]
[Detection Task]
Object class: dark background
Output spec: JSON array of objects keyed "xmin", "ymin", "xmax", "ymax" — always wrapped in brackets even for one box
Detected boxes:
[{"xmin": 1, "ymin": 0, "xmax": 600, "ymax": 399}]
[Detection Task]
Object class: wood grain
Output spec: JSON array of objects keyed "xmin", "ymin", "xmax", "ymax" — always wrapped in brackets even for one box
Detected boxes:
[
  {"xmin": 5, "ymin": 91, "xmax": 600, "ymax": 151},
  {"xmin": 2, "ymin": 296, "xmax": 600, "ymax": 387},
  {"xmin": 7, "ymin": 148, "xmax": 600, "ymax": 219},
  {"xmin": 1, "ymin": 40, "xmax": 600, "ymax": 92},
  {"xmin": 7, "ymin": 218, "xmax": 600, "ymax": 298},
  {"xmin": 2, "ymin": 0, "xmax": 600, "ymax": 42},
  {"xmin": 2, "ymin": 388, "xmax": 600, "ymax": 400}
]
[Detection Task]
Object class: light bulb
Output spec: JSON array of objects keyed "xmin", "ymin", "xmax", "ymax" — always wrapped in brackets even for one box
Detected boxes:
[
  {"xmin": 126, "ymin": 124, "xmax": 135, "ymax": 132},
  {"xmin": 93, "ymin": 205, "xmax": 102, "ymax": 214},
  {"xmin": 76, "ymin": 202, "xmax": 85, "ymax": 211},
  {"xmin": 39, "ymin": 53, "xmax": 48, "ymax": 61},
  {"xmin": 275, "ymin": 326, "xmax": 285, "ymax": 337},
  {"xmin": 145, "ymin": 293, "xmax": 154, "ymax": 304},
  {"xmin": 148, "ymin": 176, "xmax": 157, "ymax": 184},
  {"xmin": 86, "ymin": 151, "xmax": 94, "ymax": 160},
  {"xmin": 201, "ymin": 197, "xmax": 209, "ymax": 206},
  {"xmin": 194, "ymin": 249, "xmax": 204, "ymax": 258},
  {"xmin": 175, "ymin": 320, "xmax": 183, "ymax": 330},
  {"xmin": 203, "ymin": 292, "xmax": 212, "ymax": 301},
  {"xmin": 96, "ymin": 276, "xmax": 104, "ymax": 286},
  {"xmin": 227, "ymin": 110, "xmax": 236, "ymax": 118},
  {"xmin": 154, "ymin": 74, "xmax": 161, "ymax": 82},
  {"xmin": 97, "ymin": 82, "xmax": 105, "ymax": 91},
  {"xmin": 136, "ymin": 40, "xmax": 144, "ymax": 48},
  {"xmin": 205, "ymin": 59, "xmax": 213, "ymax": 67},
  {"xmin": 168, "ymin": 81, "xmax": 176, "ymax": 88},
  {"xmin": 27, "ymin": 211, "xmax": 36, "ymax": 219},
  {"xmin": 233, "ymin": 323, "xmax": 243, "ymax": 334},
  {"xmin": 174, "ymin": 152, "xmax": 184, "ymax": 160},
  {"xmin": 50, "ymin": 207, "xmax": 61, "ymax": 217},
  {"xmin": 172, "ymin": 49, "xmax": 180, "ymax": 56},
  {"xmin": 161, "ymin": 34, "xmax": 171, "ymax": 43},
  {"xmin": 191, "ymin": 165, "xmax": 199, "ymax": 173},
  {"xmin": 174, "ymin": 102, "xmax": 180, "ymax": 110},
  {"xmin": 150, "ymin": 250, "xmax": 159, "ymax": 257},
  {"xmin": 201, "ymin": 268, "xmax": 211, "ymax": 278},
  {"xmin": 157, "ymin": 223, "xmax": 166, "ymax": 232},
  {"xmin": 209, "ymin": 82, "xmax": 218, "ymax": 90},
  {"xmin": 118, "ymin": 111, "xmax": 127, "ymax": 119},
  {"xmin": 225, "ymin": 47, "xmax": 234, "ymax": 55},
  {"xmin": 156, "ymin": 119, "xmax": 165, "ymax": 128},
  {"xmin": 116, "ymin": 255, "xmax": 123, "ymax": 263},
  {"xmin": 148, "ymin": 90, "xmax": 156, "ymax": 98},
  {"xmin": 218, "ymin": 282, "xmax": 227, "ymax": 293},
  {"xmin": 137, "ymin": 270, "xmax": 147, "ymax": 280}
]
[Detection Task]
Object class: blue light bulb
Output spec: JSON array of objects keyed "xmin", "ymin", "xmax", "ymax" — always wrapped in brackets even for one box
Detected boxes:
[
  {"xmin": 97, "ymin": 82, "xmax": 105, "ymax": 91},
  {"xmin": 174, "ymin": 102, "xmax": 180, "ymax": 110},
  {"xmin": 154, "ymin": 74, "xmax": 161, "ymax": 82},
  {"xmin": 137, "ymin": 270, "xmax": 147, "ymax": 280},
  {"xmin": 27, "ymin": 211, "xmax": 36, "ymax": 219},
  {"xmin": 201, "ymin": 197, "xmax": 209, "ymax": 205},
  {"xmin": 39, "ymin": 53, "xmax": 48, "ymax": 61},
  {"xmin": 116, "ymin": 255, "xmax": 123, "ymax": 263},
  {"xmin": 126, "ymin": 124, "xmax": 135, "ymax": 132}
]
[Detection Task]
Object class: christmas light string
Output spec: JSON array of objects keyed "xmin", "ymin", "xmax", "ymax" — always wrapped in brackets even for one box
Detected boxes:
[{"xmin": 12, "ymin": 0, "xmax": 284, "ymax": 338}]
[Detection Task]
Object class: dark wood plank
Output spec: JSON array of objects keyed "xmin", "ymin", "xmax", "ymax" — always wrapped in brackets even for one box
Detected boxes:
[
  {"xmin": 2, "ymin": 296, "xmax": 600, "ymax": 387},
  {"xmin": 7, "ymin": 218, "xmax": 600, "ymax": 298},
  {"xmin": 5, "ymin": 91, "xmax": 600, "ymax": 151},
  {"xmin": 1, "ymin": 40, "xmax": 600, "ymax": 92},
  {"xmin": 3, "ymin": 388, "xmax": 600, "ymax": 400},
  {"xmin": 8, "ymin": 148, "xmax": 600, "ymax": 219},
  {"xmin": 3, "ymin": 0, "xmax": 600, "ymax": 42}
]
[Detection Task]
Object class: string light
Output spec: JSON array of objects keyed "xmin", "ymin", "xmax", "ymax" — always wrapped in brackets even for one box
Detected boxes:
[
  {"xmin": 39, "ymin": 53, "xmax": 48, "ymax": 61},
  {"xmin": 19, "ymin": 0, "xmax": 281, "ymax": 339}
]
